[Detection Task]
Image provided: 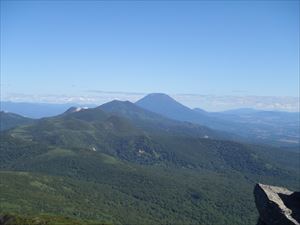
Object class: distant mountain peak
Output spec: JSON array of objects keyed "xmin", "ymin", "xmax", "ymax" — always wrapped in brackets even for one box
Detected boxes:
[
  {"xmin": 136, "ymin": 93, "xmax": 194, "ymax": 115},
  {"xmin": 136, "ymin": 93, "xmax": 189, "ymax": 109},
  {"xmin": 146, "ymin": 93, "xmax": 173, "ymax": 98},
  {"xmin": 64, "ymin": 106, "xmax": 88, "ymax": 114},
  {"xmin": 107, "ymin": 100, "xmax": 133, "ymax": 105},
  {"xmin": 137, "ymin": 93, "xmax": 178, "ymax": 102},
  {"xmin": 98, "ymin": 100, "xmax": 137, "ymax": 110}
]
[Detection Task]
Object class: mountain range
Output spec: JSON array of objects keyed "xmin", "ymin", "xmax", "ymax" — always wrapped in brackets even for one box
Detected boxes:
[
  {"xmin": 0, "ymin": 93, "xmax": 299, "ymax": 225},
  {"xmin": 1, "ymin": 101, "xmax": 97, "ymax": 119},
  {"xmin": 136, "ymin": 93, "xmax": 300, "ymax": 147},
  {"xmin": 2, "ymin": 94, "xmax": 298, "ymax": 147}
]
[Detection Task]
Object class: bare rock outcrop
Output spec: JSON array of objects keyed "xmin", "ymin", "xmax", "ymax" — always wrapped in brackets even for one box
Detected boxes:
[{"xmin": 254, "ymin": 183, "xmax": 300, "ymax": 225}]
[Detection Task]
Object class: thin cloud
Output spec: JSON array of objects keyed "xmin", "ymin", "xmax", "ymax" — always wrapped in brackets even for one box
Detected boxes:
[{"xmin": 86, "ymin": 90, "xmax": 146, "ymax": 95}]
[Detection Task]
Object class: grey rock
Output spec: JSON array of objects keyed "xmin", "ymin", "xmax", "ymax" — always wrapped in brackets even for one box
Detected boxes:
[{"xmin": 254, "ymin": 183, "xmax": 300, "ymax": 225}]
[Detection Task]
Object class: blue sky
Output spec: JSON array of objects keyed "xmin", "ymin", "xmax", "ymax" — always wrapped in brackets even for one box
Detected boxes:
[{"xmin": 1, "ymin": 1, "xmax": 299, "ymax": 110}]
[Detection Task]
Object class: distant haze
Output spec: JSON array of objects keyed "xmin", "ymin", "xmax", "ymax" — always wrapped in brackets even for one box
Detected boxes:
[{"xmin": 2, "ymin": 91, "xmax": 299, "ymax": 112}]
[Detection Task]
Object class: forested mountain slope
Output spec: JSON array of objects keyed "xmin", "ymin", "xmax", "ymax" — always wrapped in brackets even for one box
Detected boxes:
[
  {"xmin": 1, "ymin": 103, "xmax": 299, "ymax": 225},
  {"xmin": 0, "ymin": 111, "xmax": 34, "ymax": 131}
]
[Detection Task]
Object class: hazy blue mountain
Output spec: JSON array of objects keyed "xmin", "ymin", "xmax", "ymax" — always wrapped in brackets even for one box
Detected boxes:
[
  {"xmin": 136, "ymin": 93, "xmax": 212, "ymax": 124},
  {"xmin": 193, "ymin": 107, "xmax": 207, "ymax": 114},
  {"xmin": 136, "ymin": 93, "xmax": 300, "ymax": 148},
  {"xmin": 0, "ymin": 111, "xmax": 34, "ymax": 131},
  {"xmin": 1, "ymin": 101, "xmax": 96, "ymax": 118}
]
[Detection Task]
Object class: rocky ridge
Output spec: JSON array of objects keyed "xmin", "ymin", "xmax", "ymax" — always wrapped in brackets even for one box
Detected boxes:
[{"xmin": 254, "ymin": 183, "xmax": 300, "ymax": 225}]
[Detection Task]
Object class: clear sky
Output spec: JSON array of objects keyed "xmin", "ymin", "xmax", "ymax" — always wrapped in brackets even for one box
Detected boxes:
[{"xmin": 1, "ymin": 1, "xmax": 299, "ymax": 109}]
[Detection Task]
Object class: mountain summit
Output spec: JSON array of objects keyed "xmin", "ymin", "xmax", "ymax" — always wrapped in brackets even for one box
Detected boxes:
[
  {"xmin": 136, "ymin": 93, "xmax": 191, "ymax": 111},
  {"xmin": 136, "ymin": 93, "xmax": 205, "ymax": 122}
]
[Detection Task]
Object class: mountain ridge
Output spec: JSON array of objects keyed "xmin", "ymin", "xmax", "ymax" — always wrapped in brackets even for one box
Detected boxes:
[
  {"xmin": 0, "ymin": 111, "xmax": 34, "ymax": 131},
  {"xmin": 136, "ymin": 93, "xmax": 300, "ymax": 147}
]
